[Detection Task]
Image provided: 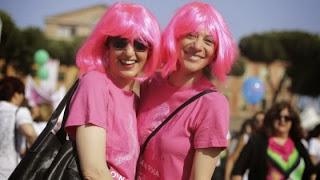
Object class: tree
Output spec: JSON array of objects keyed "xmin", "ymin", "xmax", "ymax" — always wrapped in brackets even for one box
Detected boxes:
[
  {"xmin": 229, "ymin": 56, "xmax": 246, "ymax": 77},
  {"xmin": 47, "ymin": 36, "xmax": 85, "ymax": 65},
  {"xmin": 280, "ymin": 32, "xmax": 320, "ymax": 96},
  {"xmin": 0, "ymin": 10, "xmax": 24, "ymax": 61},
  {"xmin": 239, "ymin": 31, "xmax": 320, "ymax": 102},
  {"xmin": 20, "ymin": 27, "xmax": 49, "ymax": 73}
]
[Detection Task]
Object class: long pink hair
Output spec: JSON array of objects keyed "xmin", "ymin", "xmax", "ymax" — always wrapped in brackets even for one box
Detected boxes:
[
  {"xmin": 76, "ymin": 3, "xmax": 161, "ymax": 78},
  {"xmin": 161, "ymin": 1, "xmax": 237, "ymax": 81}
]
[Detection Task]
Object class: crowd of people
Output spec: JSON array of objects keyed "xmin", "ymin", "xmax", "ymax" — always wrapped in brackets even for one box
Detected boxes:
[
  {"xmin": 0, "ymin": 1, "xmax": 319, "ymax": 180},
  {"xmin": 0, "ymin": 58, "xmax": 64, "ymax": 179}
]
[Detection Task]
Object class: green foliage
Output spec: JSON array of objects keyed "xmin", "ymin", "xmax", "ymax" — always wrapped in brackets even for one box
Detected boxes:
[
  {"xmin": 47, "ymin": 36, "xmax": 85, "ymax": 65},
  {"xmin": 20, "ymin": 27, "xmax": 49, "ymax": 68},
  {"xmin": 229, "ymin": 56, "xmax": 246, "ymax": 76},
  {"xmin": 0, "ymin": 10, "xmax": 24, "ymax": 60},
  {"xmin": 239, "ymin": 31, "xmax": 320, "ymax": 96},
  {"xmin": 239, "ymin": 32, "xmax": 286, "ymax": 63},
  {"xmin": 0, "ymin": 11, "xmax": 86, "ymax": 75}
]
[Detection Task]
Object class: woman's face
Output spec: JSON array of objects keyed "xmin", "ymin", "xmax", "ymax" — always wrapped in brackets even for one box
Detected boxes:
[
  {"xmin": 273, "ymin": 108, "xmax": 292, "ymax": 136},
  {"xmin": 178, "ymin": 31, "xmax": 215, "ymax": 74},
  {"xmin": 106, "ymin": 36, "xmax": 150, "ymax": 81}
]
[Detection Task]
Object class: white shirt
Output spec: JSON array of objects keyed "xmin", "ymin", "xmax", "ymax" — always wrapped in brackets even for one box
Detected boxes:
[
  {"xmin": 309, "ymin": 137, "xmax": 320, "ymax": 163},
  {"xmin": 0, "ymin": 101, "xmax": 33, "ymax": 180}
]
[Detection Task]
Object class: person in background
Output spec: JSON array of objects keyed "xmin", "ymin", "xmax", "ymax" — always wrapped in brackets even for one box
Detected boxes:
[
  {"xmin": 64, "ymin": 2, "xmax": 161, "ymax": 180},
  {"xmin": 232, "ymin": 101, "xmax": 315, "ymax": 180},
  {"xmin": 137, "ymin": 2, "xmax": 237, "ymax": 179},
  {"xmin": 31, "ymin": 102, "xmax": 53, "ymax": 135},
  {"xmin": 308, "ymin": 123, "xmax": 320, "ymax": 179},
  {"xmin": 225, "ymin": 119, "xmax": 254, "ymax": 180},
  {"xmin": 225, "ymin": 111, "xmax": 264, "ymax": 180},
  {"xmin": 0, "ymin": 77, "xmax": 37, "ymax": 179},
  {"xmin": 251, "ymin": 110, "xmax": 265, "ymax": 132}
]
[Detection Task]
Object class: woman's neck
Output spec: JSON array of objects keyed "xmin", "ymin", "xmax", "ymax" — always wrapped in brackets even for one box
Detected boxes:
[
  {"xmin": 107, "ymin": 72, "xmax": 134, "ymax": 91},
  {"xmin": 168, "ymin": 69, "xmax": 203, "ymax": 87},
  {"xmin": 272, "ymin": 134, "xmax": 289, "ymax": 145}
]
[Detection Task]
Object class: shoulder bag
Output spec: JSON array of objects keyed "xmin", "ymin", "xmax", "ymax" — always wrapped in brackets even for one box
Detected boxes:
[{"xmin": 9, "ymin": 79, "xmax": 82, "ymax": 180}]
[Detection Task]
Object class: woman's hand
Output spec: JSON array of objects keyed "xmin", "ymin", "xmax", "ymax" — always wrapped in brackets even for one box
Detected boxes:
[{"xmin": 76, "ymin": 125, "xmax": 113, "ymax": 180}]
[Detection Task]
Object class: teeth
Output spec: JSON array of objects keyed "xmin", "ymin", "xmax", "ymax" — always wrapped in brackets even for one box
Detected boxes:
[
  {"xmin": 189, "ymin": 55, "xmax": 201, "ymax": 61},
  {"xmin": 120, "ymin": 60, "xmax": 136, "ymax": 65}
]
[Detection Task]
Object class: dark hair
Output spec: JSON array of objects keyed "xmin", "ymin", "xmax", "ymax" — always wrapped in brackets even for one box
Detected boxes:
[
  {"xmin": 240, "ymin": 118, "xmax": 254, "ymax": 135},
  {"xmin": 0, "ymin": 76, "xmax": 25, "ymax": 101},
  {"xmin": 251, "ymin": 110, "xmax": 265, "ymax": 132},
  {"xmin": 307, "ymin": 123, "xmax": 320, "ymax": 140},
  {"xmin": 263, "ymin": 101, "xmax": 304, "ymax": 141},
  {"xmin": 3, "ymin": 59, "xmax": 31, "ymax": 77}
]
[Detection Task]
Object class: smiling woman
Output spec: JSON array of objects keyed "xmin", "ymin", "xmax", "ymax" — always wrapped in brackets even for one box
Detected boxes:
[
  {"xmin": 63, "ymin": 2, "xmax": 161, "ymax": 180},
  {"xmin": 136, "ymin": 1, "xmax": 237, "ymax": 179},
  {"xmin": 105, "ymin": 36, "xmax": 150, "ymax": 83},
  {"xmin": 232, "ymin": 101, "xmax": 315, "ymax": 180},
  {"xmin": 178, "ymin": 31, "xmax": 216, "ymax": 75}
]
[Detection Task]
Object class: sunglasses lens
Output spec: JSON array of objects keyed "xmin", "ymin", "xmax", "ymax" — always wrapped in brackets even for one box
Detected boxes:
[
  {"xmin": 107, "ymin": 36, "xmax": 149, "ymax": 51},
  {"xmin": 284, "ymin": 116, "xmax": 291, "ymax": 122},
  {"xmin": 112, "ymin": 38, "xmax": 128, "ymax": 49},
  {"xmin": 134, "ymin": 40, "xmax": 149, "ymax": 52},
  {"xmin": 278, "ymin": 115, "xmax": 291, "ymax": 122}
]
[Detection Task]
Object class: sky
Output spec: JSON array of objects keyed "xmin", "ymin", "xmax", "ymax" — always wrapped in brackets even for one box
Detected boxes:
[{"xmin": 1, "ymin": 0, "xmax": 320, "ymax": 41}]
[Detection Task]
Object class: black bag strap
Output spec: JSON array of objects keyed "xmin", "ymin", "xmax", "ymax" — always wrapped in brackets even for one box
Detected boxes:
[
  {"xmin": 139, "ymin": 89, "xmax": 215, "ymax": 155},
  {"xmin": 30, "ymin": 79, "xmax": 79, "ymax": 152},
  {"xmin": 50, "ymin": 79, "xmax": 79, "ymax": 128}
]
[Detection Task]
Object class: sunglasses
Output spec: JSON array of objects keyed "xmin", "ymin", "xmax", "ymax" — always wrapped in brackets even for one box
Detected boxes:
[
  {"xmin": 106, "ymin": 36, "xmax": 150, "ymax": 52},
  {"xmin": 276, "ymin": 115, "xmax": 292, "ymax": 122}
]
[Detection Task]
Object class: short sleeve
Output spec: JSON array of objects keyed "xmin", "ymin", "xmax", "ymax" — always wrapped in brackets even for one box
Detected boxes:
[
  {"xmin": 193, "ymin": 93, "xmax": 229, "ymax": 148},
  {"xmin": 65, "ymin": 72, "xmax": 110, "ymax": 138},
  {"xmin": 16, "ymin": 107, "xmax": 33, "ymax": 126},
  {"xmin": 309, "ymin": 138, "xmax": 320, "ymax": 156}
]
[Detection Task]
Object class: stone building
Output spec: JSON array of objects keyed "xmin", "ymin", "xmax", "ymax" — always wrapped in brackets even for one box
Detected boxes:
[{"xmin": 44, "ymin": 4, "xmax": 107, "ymax": 40}]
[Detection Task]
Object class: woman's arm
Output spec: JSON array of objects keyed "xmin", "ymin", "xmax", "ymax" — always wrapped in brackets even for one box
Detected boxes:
[
  {"xmin": 190, "ymin": 147, "xmax": 223, "ymax": 180},
  {"xmin": 225, "ymin": 135, "xmax": 246, "ymax": 180},
  {"xmin": 19, "ymin": 123, "xmax": 37, "ymax": 145},
  {"xmin": 76, "ymin": 125, "xmax": 112, "ymax": 180}
]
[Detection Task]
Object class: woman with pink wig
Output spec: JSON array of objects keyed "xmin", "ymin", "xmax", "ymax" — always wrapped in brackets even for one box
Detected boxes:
[
  {"xmin": 64, "ymin": 2, "xmax": 160, "ymax": 180},
  {"xmin": 137, "ymin": 1, "xmax": 237, "ymax": 179}
]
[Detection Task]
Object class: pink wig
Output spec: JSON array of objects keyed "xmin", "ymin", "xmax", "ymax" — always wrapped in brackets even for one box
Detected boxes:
[
  {"xmin": 161, "ymin": 1, "xmax": 238, "ymax": 81},
  {"xmin": 76, "ymin": 3, "xmax": 161, "ymax": 77}
]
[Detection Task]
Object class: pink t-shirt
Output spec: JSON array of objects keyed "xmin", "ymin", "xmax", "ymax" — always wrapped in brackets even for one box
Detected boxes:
[
  {"xmin": 65, "ymin": 71, "xmax": 139, "ymax": 180},
  {"xmin": 137, "ymin": 74, "xmax": 229, "ymax": 179}
]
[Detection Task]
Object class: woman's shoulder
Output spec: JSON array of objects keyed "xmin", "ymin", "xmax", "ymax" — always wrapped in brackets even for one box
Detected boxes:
[
  {"xmin": 200, "ymin": 89, "xmax": 229, "ymax": 107},
  {"xmin": 81, "ymin": 71, "xmax": 108, "ymax": 81},
  {"xmin": 79, "ymin": 71, "xmax": 110, "ymax": 87}
]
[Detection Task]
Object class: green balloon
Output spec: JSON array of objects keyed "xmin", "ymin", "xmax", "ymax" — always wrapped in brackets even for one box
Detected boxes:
[
  {"xmin": 34, "ymin": 49, "xmax": 49, "ymax": 65},
  {"xmin": 37, "ymin": 66, "xmax": 49, "ymax": 80}
]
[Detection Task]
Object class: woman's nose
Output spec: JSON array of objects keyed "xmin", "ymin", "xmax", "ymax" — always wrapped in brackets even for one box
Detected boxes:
[
  {"xmin": 192, "ymin": 38, "xmax": 203, "ymax": 50},
  {"xmin": 123, "ymin": 43, "xmax": 135, "ymax": 57}
]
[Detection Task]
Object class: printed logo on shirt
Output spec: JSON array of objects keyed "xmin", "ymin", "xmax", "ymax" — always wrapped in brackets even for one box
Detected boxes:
[
  {"xmin": 139, "ymin": 159, "xmax": 160, "ymax": 177},
  {"xmin": 149, "ymin": 103, "xmax": 170, "ymax": 130},
  {"xmin": 110, "ymin": 170, "xmax": 125, "ymax": 180},
  {"xmin": 115, "ymin": 114, "xmax": 138, "ymax": 165},
  {"xmin": 140, "ymin": 103, "xmax": 170, "ymax": 143}
]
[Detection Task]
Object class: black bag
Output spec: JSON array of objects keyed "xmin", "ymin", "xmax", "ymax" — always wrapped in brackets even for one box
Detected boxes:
[{"xmin": 9, "ymin": 79, "xmax": 83, "ymax": 180}]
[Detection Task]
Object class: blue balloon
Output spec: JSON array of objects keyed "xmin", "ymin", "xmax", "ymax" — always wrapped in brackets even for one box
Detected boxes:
[{"xmin": 242, "ymin": 77, "xmax": 265, "ymax": 105}]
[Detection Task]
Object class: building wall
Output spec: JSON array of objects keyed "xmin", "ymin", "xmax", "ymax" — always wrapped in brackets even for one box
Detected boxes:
[{"xmin": 44, "ymin": 5, "xmax": 107, "ymax": 40}]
